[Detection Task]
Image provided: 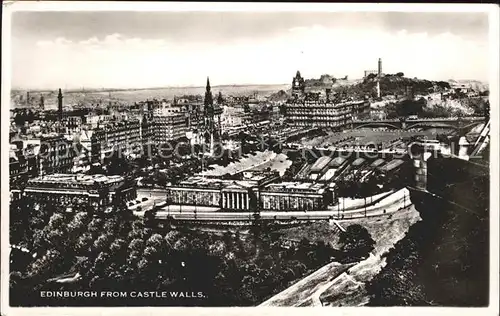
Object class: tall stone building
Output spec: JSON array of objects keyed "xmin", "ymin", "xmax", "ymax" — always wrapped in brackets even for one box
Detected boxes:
[
  {"xmin": 292, "ymin": 71, "xmax": 306, "ymax": 97},
  {"xmin": 201, "ymin": 77, "xmax": 222, "ymax": 153},
  {"xmin": 285, "ymin": 71, "xmax": 370, "ymax": 128}
]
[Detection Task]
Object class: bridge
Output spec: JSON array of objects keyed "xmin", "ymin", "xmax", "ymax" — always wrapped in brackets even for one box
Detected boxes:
[
  {"xmin": 351, "ymin": 116, "xmax": 485, "ymax": 132},
  {"xmin": 409, "ymin": 118, "xmax": 490, "ymax": 192}
]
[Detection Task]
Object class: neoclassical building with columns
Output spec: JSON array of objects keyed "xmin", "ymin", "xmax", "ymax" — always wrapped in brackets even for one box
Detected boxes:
[{"xmin": 165, "ymin": 171, "xmax": 334, "ymax": 212}]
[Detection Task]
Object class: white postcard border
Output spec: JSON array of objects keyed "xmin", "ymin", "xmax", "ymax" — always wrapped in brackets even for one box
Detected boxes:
[{"xmin": 1, "ymin": 2, "xmax": 499, "ymax": 316}]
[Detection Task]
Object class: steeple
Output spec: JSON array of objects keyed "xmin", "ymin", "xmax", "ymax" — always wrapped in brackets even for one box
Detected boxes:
[
  {"xmin": 204, "ymin": 76, "xmax": 214, "ymax": 111},
  {"xmin": 217, "ymin": 91, "xmax": 224, "ymax": 105}
]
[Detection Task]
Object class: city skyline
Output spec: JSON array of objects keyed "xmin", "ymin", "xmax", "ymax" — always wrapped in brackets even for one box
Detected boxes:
[{"xmin": 11, "ymin": 11, "xmax": 490, "ymax": 90}]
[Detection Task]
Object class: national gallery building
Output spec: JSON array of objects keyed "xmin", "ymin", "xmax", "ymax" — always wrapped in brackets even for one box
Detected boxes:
[
  {"xmin": 165, "ymin": 171, "xmax": 335, "ymax": 212},
  {"xmin": 23, "ymin": 173, "xmax": 137, "ymax": 210}
]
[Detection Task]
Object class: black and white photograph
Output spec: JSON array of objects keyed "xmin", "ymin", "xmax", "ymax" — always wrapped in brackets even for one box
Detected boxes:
[{"xmin": 1, "ymin": 2, "xmax": 498, "ymax": 314}]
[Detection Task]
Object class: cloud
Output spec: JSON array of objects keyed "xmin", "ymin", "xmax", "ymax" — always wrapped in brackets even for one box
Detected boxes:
[
  {"xmin": 36, "ymin": 37, "xmax": 73, "ymax": 47},
  {"xmin": 103, "ymin": 33, "xmax": 123, "ymax": 45},
  {"xmin": 54, "ymin": 37, "xmax": 72, "ymax": 45},
  {"xmin": 14, "ymin": 28, "xmax": 489, "ymax": 90},
  {"xmin": 79, "ymin": 36, "xmax": 99, "ymax": 45},
  {"xmin": 36, "ymin": 40, "xmax": 52, "ymax": 47}
]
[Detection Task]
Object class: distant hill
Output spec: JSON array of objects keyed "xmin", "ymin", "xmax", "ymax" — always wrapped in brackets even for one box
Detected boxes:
[
  {"xmin": 304, "ymin": 74, "xmax": 336, "ymax": 87},
  {"xmin": 333, "ymin": 75, "xmax": 451, "ymax": 98}
]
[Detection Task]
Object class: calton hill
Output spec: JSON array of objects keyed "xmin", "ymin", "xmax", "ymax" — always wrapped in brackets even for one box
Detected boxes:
[{"xmin": 269, "ymin": 73, "xmax": 489, "ymax": 118}]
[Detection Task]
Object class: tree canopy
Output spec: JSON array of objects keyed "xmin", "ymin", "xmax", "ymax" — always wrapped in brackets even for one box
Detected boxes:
[{"xmin": 338, "ymin": 224, "xmax": 375, "ymax": 263}]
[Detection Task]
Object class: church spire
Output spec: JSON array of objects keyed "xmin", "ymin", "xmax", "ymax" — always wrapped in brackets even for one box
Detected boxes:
[
  {"xmin": 217, "ymin": 91, "xmax": 223, "ymax": 105},
  {"xmin": 204, "ymin": 76, "xmax": 213, "ymax": 110}
]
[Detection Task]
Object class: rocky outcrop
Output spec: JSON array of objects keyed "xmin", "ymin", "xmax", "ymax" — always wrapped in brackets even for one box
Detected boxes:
[{"xmin": 366, "ymin": 156, "xmax": 489, "ymax": 306}]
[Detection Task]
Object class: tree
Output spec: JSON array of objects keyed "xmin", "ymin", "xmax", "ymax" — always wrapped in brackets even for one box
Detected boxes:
[
  {"xmin": 208, "ymin": 240, "xmax": 227, "ymax": 258},
  {"xmin": 45, "ymin": 228, "xmax": 68, "ymax": 252},
  {"xmin": 68, "ymin": 212, "xmax": 89, "ymax": 233},
  {"xmin": 143, "ymin": 209, "xmax": 156, "ymax": 227},
  {"xmin": 93, "ymin": 234, "xmax": 112, "ymax": 253},
  {"xmin": 146, "ymin": 234, "xmax": 165, "ymax": 249},
  {"xmin": 9, "ymin": 271, "xmax": 23, "ymax": 289},
  {"xmin": 173, "ymin": 236, "xmax": 190, "ymax": 252},
  {"xmin": 396, "ymin": 99, "xmax": 425, "ymax": 117},
  {"xmin": 137, "ymin": 257, "xmax": 151, "ymax": 272},
  {"xmin": 128, "ymin": 220, "xmax": 146, "ymax": 239},
  {"xmin": 313, "ymin": 241, "xmax": 335, "ymax": 265},
  {"xmin": 94, "ymin": 251, "xmax": 110, "ymax": 267},
  {"xmin": 102, "ymin": 218, "xmax": 119, "ymax": 235},
  {"xmin": 109, "ymin": 238, "xmax": 127, "ymax": 258},
  {"xmin": 339, "ymin": 224, "xmax": 375, "ymax": 263},
  {"xmin": 75, "ymin": 232, "xmax": 93, "ymax": 255},
  {"xmin": 28, "ymin": 249, "xmax": 63, "ymax": 278},
  {"xmin": 164, "ymin": 231, "xmax": 182, "ymax": 248},
  {"xmin": 47, "ymin": 213, "xmax": 65, "ymax": 230},
  {"xmin": 104, "ymin": 149, "xmax": 131, "ymax": 176},
  {"xmin": 127, "ymin": 250, "xmax": 141, "ymax": 266},
  {"xmin": 66, "ymin": 212, "xmax": 90, "ymax": 247},
  {"xmin": 128, "ymin": 238, "xmax": 145, "ymax": 253},
  {"xmin": 396, "ymin": 72, "xmax": 405, "ymax": 77},
  {"xmin": 74, "ymin": 256, "xmax": 92, "ymax": 275},
  {"xmin": 143, "ymin": 246, "xmax": 159, "ymax": 260},
  {"xmin": 87, "ymin": 218, "xmax": 104, "ymax": 235}
]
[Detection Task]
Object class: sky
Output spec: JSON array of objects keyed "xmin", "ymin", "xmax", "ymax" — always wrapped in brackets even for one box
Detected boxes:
[{"xmin": 11, "ymin": 11, "xmax": 490, "ymax": 90}]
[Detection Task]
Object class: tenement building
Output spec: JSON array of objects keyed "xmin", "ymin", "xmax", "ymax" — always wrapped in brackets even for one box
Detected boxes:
[
  {"xmin": 90, "ymin": 118, "xmax": 141, "ymax": 162},
  {"xmin": 23, "ymin": 173, "xmax": 137, "ymax": 210},
  {"xmin": 284, "ymin": 71, "xmax": 370, "ymax": 128},
  {"xmin": 9, "ymin": 142, "xmax": 38, "ymax": 187},
  {"xmin": 35, "ymin": 134, "xmax": 77, "ymax": 175},
  {"xmin": 153, "ymin": 112, "xmax": 189, "ymax": 144}
]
